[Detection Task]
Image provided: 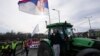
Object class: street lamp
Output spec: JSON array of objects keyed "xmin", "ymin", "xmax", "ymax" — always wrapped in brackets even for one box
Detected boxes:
[{"xmin": 52, "ymin": 9, "xmax": 60, "ymax": 23}]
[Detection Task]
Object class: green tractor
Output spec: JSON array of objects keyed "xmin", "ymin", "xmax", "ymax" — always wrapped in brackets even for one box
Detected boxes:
[{"xmin": 37, "ymin": 22, "xmax": 100, "ymax": 56}]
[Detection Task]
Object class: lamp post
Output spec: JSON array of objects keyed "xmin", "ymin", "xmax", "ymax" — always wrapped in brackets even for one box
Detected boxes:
[{"xmin": 52, "ymin": 9, "xmax": 60, "ymax": 23}]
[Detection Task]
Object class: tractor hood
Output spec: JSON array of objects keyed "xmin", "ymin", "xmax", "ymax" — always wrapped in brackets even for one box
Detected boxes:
[{"xmin": 72, "ymin": 38, "xmax": 94, "ymax": 47}]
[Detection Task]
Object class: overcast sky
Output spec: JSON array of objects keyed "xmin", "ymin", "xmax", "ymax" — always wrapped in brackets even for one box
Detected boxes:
[{"xmin": 0, "ymin": 0, "xmax": 100, "ymax": 33}]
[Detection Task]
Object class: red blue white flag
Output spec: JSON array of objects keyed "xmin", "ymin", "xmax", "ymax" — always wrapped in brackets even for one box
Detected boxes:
[{"xmin": 18, "ymin": 0, "xmax": 49, "ymax": 15}]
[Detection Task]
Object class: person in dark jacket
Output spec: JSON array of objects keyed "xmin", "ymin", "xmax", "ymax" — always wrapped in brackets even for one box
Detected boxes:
[
  {"xmin": 50, "ymin": 29, "xmax": 62, "ymax": 56},
  {"xmin": 23, "ymin": 40, "xmax": 29, "ymax": 56}
]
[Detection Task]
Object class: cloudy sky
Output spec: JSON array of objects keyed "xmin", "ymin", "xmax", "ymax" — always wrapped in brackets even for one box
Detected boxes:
[{"xmin": 0, "ymin": 0, "xmax": 100, "ymax": 33}]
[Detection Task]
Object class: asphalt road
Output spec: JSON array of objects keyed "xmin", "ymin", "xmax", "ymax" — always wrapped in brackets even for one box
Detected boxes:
[{"xmin": 17, "ymin": 48, "xmax": 38, "ymax": 56}]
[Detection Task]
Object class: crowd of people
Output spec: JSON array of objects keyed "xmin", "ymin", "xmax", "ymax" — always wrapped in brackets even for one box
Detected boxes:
[
  {"xmin": 0, "ymin": 40, "xmax": 30, "ymax": 56},
  {"xmin": 0, "ymin": 40, "xmax": 18, "ymax": 56}
]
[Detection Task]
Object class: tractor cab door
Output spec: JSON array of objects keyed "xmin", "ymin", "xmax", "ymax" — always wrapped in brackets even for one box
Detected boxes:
[
  {"xmin": 48, "ymin": 27, "xmax": 64, "ymax": 41},
  {"xmin": 48, "ymin": 27, "xmax": 65, "ymax": 41}
]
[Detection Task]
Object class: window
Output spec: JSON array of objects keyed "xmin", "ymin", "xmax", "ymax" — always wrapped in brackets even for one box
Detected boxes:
[{"xmin": 65, "ymin": 28, "xmax": 73, "ymax": 37}]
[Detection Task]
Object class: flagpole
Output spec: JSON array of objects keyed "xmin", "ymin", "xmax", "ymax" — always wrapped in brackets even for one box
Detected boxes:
[
  {"xmin": 48, "ymin": 10, "xmax": 51, "ymax": 24},
  {"xmin": 47, "ymin": 0, "xmax": 51, "ymax": 24}
]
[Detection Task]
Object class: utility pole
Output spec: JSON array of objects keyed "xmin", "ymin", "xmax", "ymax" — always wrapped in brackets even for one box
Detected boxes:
[
  {"xmin": 88, "ymin": 17, "xmax": 92, "ymax": 30},
  {"xmin": 85, "ymin": 16, "xmax": 92, "ymax": 37}
]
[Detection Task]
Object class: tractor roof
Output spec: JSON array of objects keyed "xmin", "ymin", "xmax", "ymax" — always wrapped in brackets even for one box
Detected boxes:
[{"xmin": 47, "ymin": 22, "xmax": 73, "ymax": 28}]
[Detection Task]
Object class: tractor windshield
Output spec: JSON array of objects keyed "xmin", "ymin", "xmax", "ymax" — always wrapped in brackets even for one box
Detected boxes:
[{"xmin": 64, "ymin": 28, "xmax": 73, "ymax": 37}]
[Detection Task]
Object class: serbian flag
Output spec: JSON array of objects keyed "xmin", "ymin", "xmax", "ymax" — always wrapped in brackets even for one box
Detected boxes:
[{"xmin": 18, "ymin": 0, "xmax": 49, "ymax": 15}]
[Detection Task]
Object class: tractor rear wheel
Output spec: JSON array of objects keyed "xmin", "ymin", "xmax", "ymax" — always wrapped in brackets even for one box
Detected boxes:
[
  {"xmin": 37, "ymin": 41, "xmax": 53, "ymax": 56},
  {"xmin": 76, "ymin": 48, "xmax": 100, "ymax": 56}
]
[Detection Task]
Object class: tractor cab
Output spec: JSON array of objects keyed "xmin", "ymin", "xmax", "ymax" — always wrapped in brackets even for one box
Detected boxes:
[{"xmin": 47, "ymin": 21, "xmax": 73, "ymax": 40}]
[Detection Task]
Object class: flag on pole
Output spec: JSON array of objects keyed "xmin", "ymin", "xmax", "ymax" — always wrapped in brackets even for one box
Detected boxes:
[
  {"xmin": 31, "ymin": 24, "xmax": 39, "ymax": 36},
  {"xmin": 18, "ymin": 0, "xmax": 49, "ymax": 15}
]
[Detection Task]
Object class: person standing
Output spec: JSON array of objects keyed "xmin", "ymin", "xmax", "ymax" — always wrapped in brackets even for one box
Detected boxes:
[
  {"xmin": 11, "ymin": 40, "xmax": 18, "ymax": 56},
  {"xmin": 1, "ymin": 42, "xmax": 10, "ymax": 56},
  {"xmin": 50, "ymin": 29, "xmax": 62, "ymax": 56},
  {"xmin": 23, "ymin": 40, "xmax": 29, "ymax": 56}
]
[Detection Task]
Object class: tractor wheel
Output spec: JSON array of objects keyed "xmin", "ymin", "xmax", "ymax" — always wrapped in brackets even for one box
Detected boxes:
[
  {"xmin": 37, "ymin": 41, "xmax": 53, "ymax": 56},
  {"xmin": 76, "ymin": 48, "xmax": 100, "ymax": 56}
]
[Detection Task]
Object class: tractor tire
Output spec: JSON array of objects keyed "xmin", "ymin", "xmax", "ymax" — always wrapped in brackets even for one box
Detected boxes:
[
  {"xmin": 37, "ymin": 41, "xmax": 53, "ymax": 56},
  {"xmin": 76, "ymin": 48, "xmax": 100, "ymax": 56}
]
